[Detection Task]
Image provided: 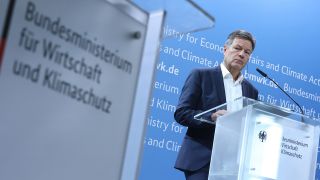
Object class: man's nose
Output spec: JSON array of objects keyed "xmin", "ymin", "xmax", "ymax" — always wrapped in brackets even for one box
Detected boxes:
[{"xmin": 238, "ymin": 50, "xmax": 245, "ymax": 58}]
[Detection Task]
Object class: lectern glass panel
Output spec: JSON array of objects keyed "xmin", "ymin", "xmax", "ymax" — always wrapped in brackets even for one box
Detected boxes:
[
  {"xmin": 194, "ymin": 97, "xmax": 320, "ymax": 180},
  {"xmin": 134, "ymin": 0, "xmax": 215, "ymax": 38},
  {"xmin": 194, "ymin": 97, "xmax": 259, "ymax": 124}
]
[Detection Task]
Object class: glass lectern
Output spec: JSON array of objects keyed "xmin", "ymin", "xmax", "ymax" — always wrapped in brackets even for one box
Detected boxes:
[{"xmin": 194, "ymin": 97, "xmax": 320, "ymax": 180}]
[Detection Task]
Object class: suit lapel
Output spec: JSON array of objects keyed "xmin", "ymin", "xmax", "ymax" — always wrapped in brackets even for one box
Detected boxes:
[
  {"xmin": 214, "ymin": 67, "xmax": 226, "ymax": 104},
  {"xmin": 241, "ymin": 80, "xmax": 249, "ymax": 98}
]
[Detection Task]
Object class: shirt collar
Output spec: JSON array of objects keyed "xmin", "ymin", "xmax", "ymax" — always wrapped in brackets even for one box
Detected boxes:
[{"xmin": 220, "ymin": 63, "xmax": 244, "ymax": 84}]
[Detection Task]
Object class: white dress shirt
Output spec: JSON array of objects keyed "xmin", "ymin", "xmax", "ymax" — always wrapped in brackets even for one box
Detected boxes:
[{"xmin": 220, "ymin": 63, "xmax": 244, "ymax": 112}]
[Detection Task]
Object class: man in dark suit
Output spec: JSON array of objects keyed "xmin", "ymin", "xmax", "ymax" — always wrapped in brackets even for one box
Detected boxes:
[{"xmin": 174, "ymin": 30, "xmax": 258, "ymax": 180}]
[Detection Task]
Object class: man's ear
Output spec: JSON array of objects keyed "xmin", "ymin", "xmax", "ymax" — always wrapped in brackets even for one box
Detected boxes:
[{"xmin": 223, "ymin": 45, "xmax": 228, "ymax": 54}]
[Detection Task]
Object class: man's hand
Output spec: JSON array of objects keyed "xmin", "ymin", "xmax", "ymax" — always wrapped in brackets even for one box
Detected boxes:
[{"xmin": 210, "ymin": 109, "xmax": 228, "ymax": 122}]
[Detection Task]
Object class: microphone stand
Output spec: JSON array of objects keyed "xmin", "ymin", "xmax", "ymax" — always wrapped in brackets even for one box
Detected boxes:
[{"xmin": 256, "ymin": 68, "xmax": 305, "ymax": 122}]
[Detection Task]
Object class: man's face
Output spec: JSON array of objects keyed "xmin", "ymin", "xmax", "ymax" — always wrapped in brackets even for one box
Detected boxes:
[{"xmin": 223, "ymin": 38, "xmax": 253, "ymax": 74}]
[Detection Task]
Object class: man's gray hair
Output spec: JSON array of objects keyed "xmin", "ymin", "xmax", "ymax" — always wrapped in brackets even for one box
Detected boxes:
[{"xmin": 225, "ymin": 30, "xmax": 256, "ymax": 50}]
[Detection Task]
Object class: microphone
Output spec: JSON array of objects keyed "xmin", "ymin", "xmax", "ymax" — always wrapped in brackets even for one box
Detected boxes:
[
  {"xmin": 256, "ymin": 68, "xmax": 305, "ymax": 121},
  {"xmin": 256, "ymin": 68, "xmax": 267, "ymax": 78}
]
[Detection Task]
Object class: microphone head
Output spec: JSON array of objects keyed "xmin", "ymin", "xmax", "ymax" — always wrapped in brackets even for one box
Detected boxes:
[{"xmin": 256, "ymin": 68, "xmax": 267, "ymax": 77}]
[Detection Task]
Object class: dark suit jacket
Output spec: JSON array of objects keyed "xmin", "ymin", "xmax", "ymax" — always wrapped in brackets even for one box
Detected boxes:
[{"xmin": 174, "ymin": 67, "xmax": 258, "ymax": 172}]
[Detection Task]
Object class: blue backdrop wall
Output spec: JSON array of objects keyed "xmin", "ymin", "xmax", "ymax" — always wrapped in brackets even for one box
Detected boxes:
[{"xmin": 138, "ymin": 0, "xmax": 320, "ymax": 179}]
